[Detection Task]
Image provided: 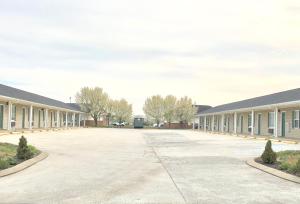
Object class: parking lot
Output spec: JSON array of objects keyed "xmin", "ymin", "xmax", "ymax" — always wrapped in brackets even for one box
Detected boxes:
[{"xmin": 0, "ymin": 128, "xmax": 300, "ymax": 203}]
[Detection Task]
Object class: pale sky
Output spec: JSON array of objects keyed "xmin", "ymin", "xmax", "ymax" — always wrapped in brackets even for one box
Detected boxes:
[{"xmin": 0, "ymin": 0, "xmax": 300, "ymax": 115}]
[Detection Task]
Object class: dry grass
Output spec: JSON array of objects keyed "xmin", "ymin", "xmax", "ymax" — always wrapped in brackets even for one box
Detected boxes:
[
  {"xmin": 277, "ymin": 150, "xmax": 300, "ymax": 175},
  {"xmin": 0, "ymin": 143, "xmax": 18, "ymax": 160}
]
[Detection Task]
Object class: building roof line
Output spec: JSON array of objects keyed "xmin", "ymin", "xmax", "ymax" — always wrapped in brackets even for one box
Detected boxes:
[
  {"xmin": 0, "ymin": 84, "xmax": 82, "ymax": 112},
  {"xmin": 199, "ymin": 88, "xmax": 300, "ymax": 115}
]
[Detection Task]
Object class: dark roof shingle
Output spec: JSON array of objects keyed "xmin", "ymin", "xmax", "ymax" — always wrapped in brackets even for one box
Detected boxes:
[
  {"xmin": 0, "ymin": 84, "xmax": 81, "ymax": 112},
  {"xmin": 200, "ymin": 88, "xmax": 300, "ymax": 115}
]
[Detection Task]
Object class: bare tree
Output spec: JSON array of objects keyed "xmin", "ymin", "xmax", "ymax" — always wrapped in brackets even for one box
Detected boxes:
[
  {"xmin": 143, "ymin": 95, "xmax": 164, "ymax": 127},
  {"xmin": 164, "ymin": 95, "xmax": 177, "ymax": 128},
  {"xmin": 75, "ymin": 87, "xmax": 109, "ymax": 127}
]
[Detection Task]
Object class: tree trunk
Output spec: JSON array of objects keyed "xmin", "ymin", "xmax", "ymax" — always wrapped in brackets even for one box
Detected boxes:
[
  {"xmin": 168, "ymin": 122, "xmax": 171, "ymax": 129},
  {"xmin": 93, "ymin": 117, "xmax": 98, "ymax": 127}
]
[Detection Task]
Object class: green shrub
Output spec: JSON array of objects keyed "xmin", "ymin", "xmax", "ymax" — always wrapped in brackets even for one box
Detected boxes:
[
  {"xmin": 0, "ymin": 158, "xmax": 9, "ymax": 169},
  {"xmin": 7, "ymin": 157, "xmax": 17, "ymax": 165},
  {"xmin": 261, "ymin": 140, "xmax": 277, "ymax": 164},
  {"xmin": 294, "ymin": 159, "xmax": 300, "ymax": 175},
  {"xmin": 28, "ymin": 145, "xmax": 40, "ymax": 155},
  {"xmin": 17, "ymin": 136, "xmax": 33, "ymax": 160},
  {"xmin": 279, "ymin": 162, "xmax": 290, "ymax": 171}
]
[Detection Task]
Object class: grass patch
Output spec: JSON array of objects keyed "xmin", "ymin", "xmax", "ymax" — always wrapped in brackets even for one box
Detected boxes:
[
  {"xmin": 277, "ymin": 150, "xmax": 300, "ymax": 175},
  {"xmin": 0, "ymin": 142, "xmax": 40, "ymax": 170},
  {"xmin": 0, "ymin": 143, "xmax": 18, "ymax": 160}
]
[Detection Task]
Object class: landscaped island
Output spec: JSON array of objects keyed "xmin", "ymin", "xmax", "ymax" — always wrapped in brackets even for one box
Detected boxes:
[
  {"xmin": 0, "ymin": 136, "xmax": 40, "ymax": 170},
  {"xmin": 256, "ymin": 140, "xmax": 300, "ymax": 177}
]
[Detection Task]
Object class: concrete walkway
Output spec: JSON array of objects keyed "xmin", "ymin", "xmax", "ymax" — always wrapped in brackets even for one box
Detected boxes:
[{"xmin": 0, "ymin": 128, "xmax": 300, "ymax": 203}]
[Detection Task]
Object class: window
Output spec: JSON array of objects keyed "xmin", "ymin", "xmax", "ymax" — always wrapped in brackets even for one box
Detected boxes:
[
  {"xmin": 292, "ymin": 110, "xmax": 299, "ymax": 128},
  {"xmin": 248, "ymin": 114, "xmax": 252, "ymax": 132},
  {"xmin": 248, "ymin": 114, "xmax": 252, "ymax": 128},
  {"xmin": 268, "ymin": 112, "xmax": 275, "ymax": 129},
  {"xmin": 11, "ymin": 105, "xmax": 16, "ymax": 121}
]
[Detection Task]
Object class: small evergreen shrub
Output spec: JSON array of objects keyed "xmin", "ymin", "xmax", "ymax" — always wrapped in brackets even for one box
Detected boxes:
[
  {"xmin": 17, "ymin": 136, "xmax": 33, "ymax": 160},
  {"xmin": 0, "ymin": 158, "xmax": 9, "ymax": 169},
  {"xmin": 261, "ymin": 140, "xmax": 277, "ymax": 164}
]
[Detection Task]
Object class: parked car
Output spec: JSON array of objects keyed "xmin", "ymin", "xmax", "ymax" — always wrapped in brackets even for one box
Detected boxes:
[
  {"xmin": 112, "ymin": 122, "xmax": 120, "ymax": 126},
  {"xmin": 153, "ymin": 123, "xmax": 164, "ymax": 128},
  {"xmin": 112, "ymin": 122, "xmax": 126, "ymax": 127}
]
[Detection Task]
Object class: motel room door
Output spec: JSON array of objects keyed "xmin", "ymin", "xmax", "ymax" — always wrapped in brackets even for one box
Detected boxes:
[
  {"xmin": 281, "ymin": 112, "xmax": 286, "ymax": 137},
  {"xmin": 22, "ymin": 108, "xmax": 26, "ymax": 129},
  {"xmin": 240, "ymin": 116, "xmax": 243, "ymax": 133},
  {"xmin": 0, "ymin": 105, "xmax": 3, "ymax": 129},
  {"xmin": 257, "ymin": 114, "xmax": 262, "ymax": 135}
]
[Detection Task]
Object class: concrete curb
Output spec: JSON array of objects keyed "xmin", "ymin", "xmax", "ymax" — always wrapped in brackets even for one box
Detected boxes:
[
  {"xmin": 0, "ymin": 152, "xmax": 48, "ymax": 177},
  {"xmin": 246, "ymin": 158, "xmax": 300, "ymax": 184},
  {"xmin": 0, "ymin": 127, "xmax": 81, "ymax": 137}
]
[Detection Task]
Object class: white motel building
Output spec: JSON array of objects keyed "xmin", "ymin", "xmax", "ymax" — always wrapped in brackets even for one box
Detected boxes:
[
  {"xmin": 195, "ymin": 88, "xmax": 300, "ymax": 139},
  {"xmin": 0, "ymin": 84, "xmax": 86, "ymax": 131}
]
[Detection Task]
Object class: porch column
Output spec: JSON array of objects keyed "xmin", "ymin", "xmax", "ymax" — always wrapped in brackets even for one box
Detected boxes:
[
  {"xmin": 83, "ymin": 114, "xmax": 86, "ymax": 127},
  {"xmin": 204, "ymin": 116, "xmax": 207, "ymax": 131},
  {"xmin": 198, "ymin": 117, "xmax": 201, "ymax": 130},
  {"xmin": 7, "ymin": 102, "xmax": 12, "ymax": 130},
  {"xmin": 56, "ymin": 111, "xmax": 60, "ymax": 128},
  {"xmin": 192, "ymin": 118, "xmax": 195, "ymax": 130},
  {"xmin": 251, "ymin": 110, "xmax": 255, "ymax": 136},
  {"xmin": 221, "ymin": 114, "xmax": 225, "ymax": 133},
  {"xmin": 72, "ymin": 113, "xmax": 75, "ymax": 127},
  {"xmin": 29, "ymin": 105, "xmax": 33, "ymax": 130},
  {"xmin": 212, "ymin": 115, "xmax": 215, "ymax": 132},
  {"xmin": 274, "ymin": 107, "xmax": 278, "ymax": 137},
  {"xmin": 44, "ymin": 109, "xmax": 48, "ymax": 129},
  {"xmin": 65, "ymin": 112, "xmax": 68, "ymax": 128},
  {"xmin": 78, "ymin": 114, "xmax": 81, "ymax": 127},
  {"xmin": 234, "ymin": 112, "xmax": 237, "ymax": 134}
]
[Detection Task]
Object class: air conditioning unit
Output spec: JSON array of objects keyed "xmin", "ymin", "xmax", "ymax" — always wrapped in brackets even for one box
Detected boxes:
[
  {"xmin": 11, "ymin": 120, "xmax": 16, "ymax": 128},
  {"xmin": 268, "ymin": 129, "xmax": 274, "ymax": 134}
]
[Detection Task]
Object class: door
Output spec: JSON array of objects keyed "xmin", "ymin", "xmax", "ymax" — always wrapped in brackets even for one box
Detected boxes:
[
  {"xmin": 281, "ymin": 112, "xmax": 286, "ymax": 137},
  {"xmin": 22, "ymin": 108, "xmax": 25, "ymax": 129},
  {"xmin": 38, "ymin": 110, "xmax": 41, "ymax": 128},
  {"xmin": 257, "ymin": 114, "xmax": 262, "ymax": 135},
  {"xmin": 240, "ymin": 116, "xmax": 244, "ymax": 133},
  {"xmin": 0, "ymin": 105, "xmax": 3, "ymax": 129},
  {"xmin": 50, "ymin": 112, "xmax": 53, "ymax": 127},
  {"xmin": 227, "ymin": 117, "xmax": 230, "ymax": 132}
]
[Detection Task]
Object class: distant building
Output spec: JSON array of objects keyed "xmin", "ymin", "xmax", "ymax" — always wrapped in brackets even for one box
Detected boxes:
[{"xmin": 192, "ymin": 105, "xmax": 212, "ymax": 129}]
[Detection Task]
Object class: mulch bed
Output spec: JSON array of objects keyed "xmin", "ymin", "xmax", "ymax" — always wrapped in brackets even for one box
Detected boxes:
[{"xmin": 255, "ymin": 157, "xmax": 300, "ymax": 177}]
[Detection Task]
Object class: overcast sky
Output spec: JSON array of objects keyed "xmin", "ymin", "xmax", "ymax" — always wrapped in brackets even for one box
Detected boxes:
[{"xmin": 0, "ymin": 0, "xmax": 299, "ymax": 114}]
